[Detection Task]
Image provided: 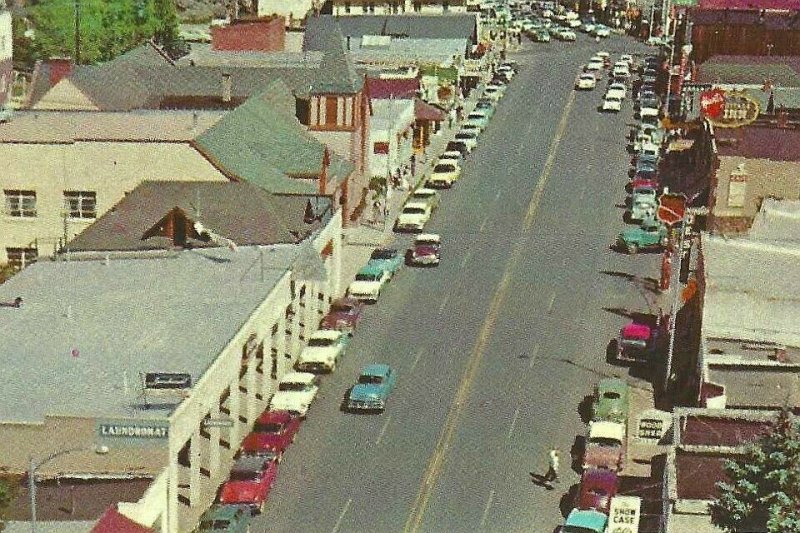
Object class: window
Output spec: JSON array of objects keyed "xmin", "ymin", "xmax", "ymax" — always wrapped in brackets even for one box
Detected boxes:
[
  {"xmin": 413, "ymin": 1, "xmax": 422, "ymax": 11},
  {"xmin": 6, "ymin": 247, "xmax": 37, "ymax": 270},
  {"xmin": 4, "ymin": 190, "xmax": 36, "ymax": 217},
  {"xmin": 64, "ymin": 191, "xmax": 97, "ymax": 219},
  {"xmin": 443, "ymin": 0, "xmax": 449, "ymax": 10}
]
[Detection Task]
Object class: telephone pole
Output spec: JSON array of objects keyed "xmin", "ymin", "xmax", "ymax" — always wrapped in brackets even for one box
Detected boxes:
[{"xmin": 74, "ymin": 0, "xmax": 81, "ymax": 64}]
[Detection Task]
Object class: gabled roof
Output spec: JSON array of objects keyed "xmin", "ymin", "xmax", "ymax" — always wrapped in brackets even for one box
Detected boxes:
[
  {"xmin": 306, "ymin": 21, "xmax": 362, "ymax": 94},
  {"xmin": 92, "ymin": 506, "xmax": 153, "ymax": 533},
  {"xmin": 67, "ymin": 181, "xmax": 330, "ymax": 252},
  {"xmin": 194, "ymin": 81, "xmax": 354, "ymax": 193},
  {"xmin": 415, "ymin": 98, "xmax": 446, "ymax": 121}
]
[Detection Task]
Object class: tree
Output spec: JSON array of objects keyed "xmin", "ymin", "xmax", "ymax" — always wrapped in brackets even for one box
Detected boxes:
[{"xmin": 711, "ymin": 409, "xmax": 800, "ymax": 533}]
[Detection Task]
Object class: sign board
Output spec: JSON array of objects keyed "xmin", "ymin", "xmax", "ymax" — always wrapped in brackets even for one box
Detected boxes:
[
  {"xmin": 97, "ymin": 418, "xmax": 170, "ymax": 446},
  {"xmin": 636, "ymin": 408, "xmax": 672, "ymax": 443},
  {"xmin": 657, "ymin": 193, "xmax": 687, "ymax": 226},
  {"xmin": 699, "ymin": 88, "xmax": 725, "ymax": 119},
  {"xmin": 701, "ymin": 89, "xmax": 760, "ymax": 128},
  {"xmin": 202, "ymin": 418, "xmax": 234, "ymax": 429},
  {"xmin": 608, "ymin": 495, "xmax": 642, "ymax": 533}
]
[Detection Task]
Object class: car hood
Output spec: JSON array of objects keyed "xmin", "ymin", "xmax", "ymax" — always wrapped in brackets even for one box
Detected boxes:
[
  {"xmin": 348, "ymin": 280, "xmax": 382, "ymax": 293},
  {"xmin": 398, "ymin": 211, "xmax": 428, "ymax": 221},
  {"xmin": 594, "ymin": 402, "xmax": 625, "ymax": 420},
  {"xmin": 220, "ymin": 481, "xmax": 265, "ymax": 504},
  {"xmin": 584, "ymin": 444, "xmax": 622, "ymax": 468},
  {"xmin": 350, "ymin": 384, "xmax": 385, "ymax": 401},
  {"xmin": 620, "ymin": 227, "xmax": 649, "ymax": 240},
  {"xmin": 271, "ymin": 390, "xmax": 314, "ymax": 406},
  {"xmin": 299, "ymin": 345, "xmax": 339, "ymax": 362},
  {"xmin": 241, "ymin": 432, "xmax": 283, "ymax": 452}
]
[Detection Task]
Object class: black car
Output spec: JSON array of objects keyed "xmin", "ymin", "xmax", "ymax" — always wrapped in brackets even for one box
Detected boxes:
[{"xmin": 445, "ymin": 140, "xmax": 469, "ymax": 158}]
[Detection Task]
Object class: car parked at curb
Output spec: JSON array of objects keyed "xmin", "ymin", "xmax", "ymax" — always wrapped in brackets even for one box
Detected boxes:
[
  {"xmin": 583, "ymin": 420, "xmax": 626, "ymax": 472},
  {"xmin": 577, "ymin": 468, "xmax": 618, "ymax": 514},
  {"xmin": 218, "ymin": 454, "xmax": 279, "ymax": 514},
  {"xmin": 616, "ymin": 221, "xmax": 668, "ymax": 254},
  {"xmin": 606, "ymin": 82, "xmax": 627, "ymax": 100},
  {"xmin": 559, "ymin": 508, "xmax": 608, "ymax": 533},
  {"xmin": 454, "ymin": 130, "xmax": 478, "ymax": 152},
  {"xmin": 320, "ymin": 296, "xmax": 364, "ymax": 334},
  {"xmin": 407, "ymin": 233, "xmax": 441, "ymax": 266},
  {"xmin": 591, "ymin": 378, "xmax": 630, "ymax": 424},
  {"xmin": 268, "ymin": 372, "xmax": 320, "ymax": 417},
  {"xmin": 601, "ymin": 94, "xmax": 622, "ymax": 112},
  {"xmin": 409, "ymin": 187, "xmax": 441, "ymax": 212},
  {"xmin": 295, "ymin": 329, "xmax": 351, "ymax": 373},
  {"xmin": 199, "ymin": 504, "xmax": 253, "ymax": 532},
  {"xmin": 465, "ymin": 110, "xmax": 491, "ymax": 131},
  {"xmin": 367, "ymin": 247, "xmax": 404, "ymax": 277},
  {"xmin": 575, "ymin": 73, "xmax": 597, "ymax": 90},
  {"xmin": 241, "ymin": 410, "xmax": 302, "ymax": 460},
  {"xmin": 344, "ymin": 364, "xmax": 397, "ymax": 413},
  {"xmin": 427, "ymin": 161, "xmax": 461, "ymax": 189},
  {"xmin": 347, "ymin": 264, "xmax": 392, "ymax": 302}
]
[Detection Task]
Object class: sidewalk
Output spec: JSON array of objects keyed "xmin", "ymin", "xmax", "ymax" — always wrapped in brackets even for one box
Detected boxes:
[{"xmin": 338, "ymin": 92, "xmax": 482, "ymax": 292}]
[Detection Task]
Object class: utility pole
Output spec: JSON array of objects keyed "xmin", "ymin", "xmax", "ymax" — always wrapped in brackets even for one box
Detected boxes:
[{"xmin": 74, "ymin": 0, "xmax": 80, "ymax": 64}]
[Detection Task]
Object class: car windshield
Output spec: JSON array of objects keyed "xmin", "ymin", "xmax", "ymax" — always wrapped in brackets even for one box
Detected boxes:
[
  {"xmin": 402, "ymin": 207, "xmax": 426, "ymax": 215},
  {"xmin": 279, "ymin": 382, "xmax": 309, "ymax": 392},
  {"xmin": 200, "ymin": 519, "xmax": 233, "ymax": 530},
  {"xmin": 468, "ymin": 113, "xmax": 484, "ymax": 120},
  {"xmin": 254, "ymin": 422, "xmax": 283, "ymax": 433},
  {"xmin": 434, "ymin": 164, "xmax": 455, "ymax": 173},
  {"xmin": 355, "ymin": 272, "xmax": 381, "ymax": 281},
  {"xmin": 371, "ymin": 249, "xmax": 396, "ymax": 260},
  {"xmin": 606, "ymin": 96, "xmax": 621, "ymax": 102},
  {"xmin": 455, "ymin": 132, "xmax": 476, "ymax": 140},
  {"xmin": 590, "ymin": 437, "xmax": 621, "ymax": 447},
  {"xmin": 358, "ymin": 375, "xmax": 384, "ymax": 385},
  {"xmin": 602, "ymin": 392, "xmax": 621, "ymax": 400},
  {"xmin": 308, "ymin": 337, "xmax": 335, "ymax": 347},
  {"xmin": 230, "ymin": 470, "xmax": 260, "ymax": 482},
  {"xmin": 413, "ymin": 191, "xmax": 434, "ymax": 199},
  {"xmin": 580, "ymin": 74, "xmax": 594, "ymax": 80}
]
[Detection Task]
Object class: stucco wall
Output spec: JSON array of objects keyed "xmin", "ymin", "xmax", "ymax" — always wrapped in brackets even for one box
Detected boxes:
[
  {"xmin": 0, "ymin": 142, "xmax": 228, "ymax": 264},
  {"xmin": 258, "ymin": 0, "xmax": 315, "ymax": 18}
]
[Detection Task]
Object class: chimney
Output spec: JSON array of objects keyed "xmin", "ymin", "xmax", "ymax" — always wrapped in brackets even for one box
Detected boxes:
[
  {"xmin": 319, "ymin": 145, "xmax": 330, "ymax": 195},
  {"xmin": 221, "ymin": 73, "xmax": 232, "ymax": 103},
  {"xmin": 47, "ymin": 58, "xmax": 75, "ymax": 86}
]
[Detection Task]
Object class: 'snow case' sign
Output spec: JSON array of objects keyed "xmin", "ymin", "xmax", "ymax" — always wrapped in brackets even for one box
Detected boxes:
[{"xmin": 608, "ymin": 495, "xmax": 642, "ymax": 533}]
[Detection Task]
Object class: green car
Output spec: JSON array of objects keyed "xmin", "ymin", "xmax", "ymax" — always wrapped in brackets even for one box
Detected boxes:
[
  {"xmin": 616, "ymin": 221, "xmax": 667, "ymax": 254},
  {"xmin": 198, "ymin": 504, "xmax": 252, "ymax": 532},
  {"xmin": 591, "ymin": 378, "xmax": 630, "ymax": 424}
]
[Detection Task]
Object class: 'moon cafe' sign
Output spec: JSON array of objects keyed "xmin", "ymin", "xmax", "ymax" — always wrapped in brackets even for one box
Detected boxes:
[{"xmin": 700, "ymin": 88, "xmax": 760, "ymax": 128}]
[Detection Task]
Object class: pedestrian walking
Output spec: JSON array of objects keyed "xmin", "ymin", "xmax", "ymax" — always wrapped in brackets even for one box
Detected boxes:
[{"xmin": 543, "ymin": 448, "xmax": 559, "ymax": 486}]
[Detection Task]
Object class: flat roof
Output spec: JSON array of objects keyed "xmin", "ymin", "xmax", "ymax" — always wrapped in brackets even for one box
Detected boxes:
[
  {"xmin": 0, "ymin": 245, "xmax": 298, "ymax": 423},
  {"xmin": 0, "ymin": 110, "xmax": 225, "ymax": 143},
  {"xmin": 675, "ymin": 449, "xmax": 729, "ymax": 500},
  {"xmin": 705, "ymin": 337, "xmax": 800, "ymax": 364},
  {"xmin": 179, "ymin": 44, "xmax": 324, "ymax": 68},
  {"xmin": 681, "ymin": 415, "xmax": 771, "ymax": 446},
  {"xmin": 708, "ymin": 367, "xmax": 800, "ymax": 407}
]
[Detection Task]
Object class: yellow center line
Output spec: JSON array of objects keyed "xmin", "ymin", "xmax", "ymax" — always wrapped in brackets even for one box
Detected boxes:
[{"xmin": 403, "ymin": 89, "xmax": 577, "ymax": 533}]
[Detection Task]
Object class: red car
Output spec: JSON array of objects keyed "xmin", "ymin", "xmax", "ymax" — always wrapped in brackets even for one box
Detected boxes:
[
  {"xmin": 626, "ymin": 175, "xmax": 659, "ymax": 194},
  {"xmin": 320, "ymin": 297, "xmax": 364, "ymax": 335},
  {"xmin": 240, "ymin": 410, "xmax": 301, "ymax": 460},
  {"xmin": 219, "ymin": 454, "xmax": 279, "ymax": 514},
  {"xmin": 577, "ymin": 468, "xmax": 618, "ymax": 514}
]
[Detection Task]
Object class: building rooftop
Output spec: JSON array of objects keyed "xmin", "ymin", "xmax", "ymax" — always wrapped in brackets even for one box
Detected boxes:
[
  {"xmin": 707, "ymin": 367, "xmax": 800, "ymax": 407},
  {"xmin": 701, "ymin": 234, "xmax": 800, "ymax": 348},
  {"xmin": 0, "ymin": 245, "xmax": 299, "ymax": 423},
  {"xmin": 705, "ymin": 336, "xmax": 800, "ymax": 364},
  {"xmin": 697, "ymin": 55, "xmax": 800, "ymax": 87},
  {"xmin": 67, "ymin": 181, "xmax": 331, "ymax": 252},
  {"xmin": 714, "ymin": 124, "xmax": 800, "ymax": 161},
  {"xmin": 350, "ymin": 37, "xmax": 468, "ymax": 67},
  {"xmin": 0, "ymin": 110, "xmax": 225, "ymax": 143},
  {"xmin": 680, "ymin": 414, "xmax": 772, "ymax": 447},
  {"xmin": 674, "ymin": 449, "xmax": 730, "ymax": 500},
  {"xmin": 303, "ymin": 14, "xmax": 479, "ymax": 47},
  {"xmin": 691, "ymin": 8, "xmax": 800, "ymax": 29},
  {"xmin": 749, "ymin": 198, "xmax": 800, "ymax": 244},
  {"xmin": 180, "ymin": 44, "xmax": 324, "ymax": 68},
  {"xmin": 366, "ymin": 76, "xmax": 420, "ymax": 99},
  {"xmin": 696, "ymin": 0, "xmax": 800, "ymax": 10}
]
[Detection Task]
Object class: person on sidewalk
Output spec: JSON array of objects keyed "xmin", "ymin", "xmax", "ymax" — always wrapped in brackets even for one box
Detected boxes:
[{"xmin": 543, "ymin": 448, "xmax": 560, "ymax": 487}]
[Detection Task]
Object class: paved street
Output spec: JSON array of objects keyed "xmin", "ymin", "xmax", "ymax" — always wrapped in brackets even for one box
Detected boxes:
[{"xmin": 258, "ymin": 33, "xmax": 661, "ymax": 533}]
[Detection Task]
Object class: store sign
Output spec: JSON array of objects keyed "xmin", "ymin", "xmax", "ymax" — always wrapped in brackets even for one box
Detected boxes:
[
  {"xmin": 702, "ymin": 89, "xmax": 760, "ymax": 128},
  {"xmin": 636, "ymin": 409, "xmax": 672, "ymax": 442},
  {"xmin": 657, "ymin": 192, "xmax": 687, "ymax": 226},
  {"xmin": 608, "ymin": 496, "xmax": 642, "ymax": 533},
  {"xmin": 97, "ymin": 419, "xmax": 170, "ymax": 445}
]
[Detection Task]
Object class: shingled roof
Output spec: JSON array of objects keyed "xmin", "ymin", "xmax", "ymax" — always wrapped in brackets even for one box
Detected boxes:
[
  {"xmin": 303, "ymin": 19, "xmax": 362, "ymax": 94},
  {"xmin": 194, "ymin": 81, "xmax": 354, "ymax": 194},
  {"xmin": 67, "ymin": 181, "xmax": 330, "ymax": 252}
]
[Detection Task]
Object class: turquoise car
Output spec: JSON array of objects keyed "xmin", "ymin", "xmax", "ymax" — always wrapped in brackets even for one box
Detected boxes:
[
  {"xmin": 345, "ymin": 364, "xmax": 397, "ymax": 413},
  {"xmin": 367, "ymin": 248, "xmax": 404, "ymax": 278},
  {"xmin": 474, "ymin": 99, "xmax": 495, "ymax": 118},
  {"xmin": 465, "ymin": 110, "xmax": 491, "ymax": 132},
  {"xmin": 198, "ymin": 504, "xmax": 252, "ymax": 532},
  {"xmin": 561, "ymin": 508, "xmax": 608, "ymax": 533}
]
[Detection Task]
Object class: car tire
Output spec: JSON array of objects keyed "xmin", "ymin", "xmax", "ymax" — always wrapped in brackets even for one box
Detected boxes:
[{"xmin": 628, "ymin": 243, "xmax": 639, "ymax": 255}]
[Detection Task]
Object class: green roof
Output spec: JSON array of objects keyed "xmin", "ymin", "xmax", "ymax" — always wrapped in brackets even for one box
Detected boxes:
[
  {"xmin": 419, "ymin": 65, "xmax": 459, "ymax": 83},
  {"xmin": 195, "ymin": 81, "xmax": 354, "ymax": 195}
]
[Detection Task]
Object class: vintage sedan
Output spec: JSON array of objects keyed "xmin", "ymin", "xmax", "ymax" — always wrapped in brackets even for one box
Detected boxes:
[
  {"xmin": 601, "ymin": 94, "xmax": 623, "ymax": 112},
  {"xmin": 409, "ymin": 187, "xmax": 441, "ymax": 212},
  {"xmin": 583, "ymin": 420, "xmax": 626, "ymax": 472},
  {"xmin": 575, "ymin": 73, "xmax": 597, "ymax": 90},
  {"xmin": 320, "ymin": 297, "xmax": 364, "ymax": 334},
  {"xmin": 408, "ymin": 233, "xmax": 441, "ymax": 266},
  {"xmin": 241, "ymin": 410, "xmax": 302, "ymax": 460},
  {"xmin": 465, "ymin": 110, "xmax": 491, "ymax": 132},
  {"xmin": 617, "ymin": 221, "xmax": 668, "ymax": 254},
  {"xmin": 577, "ymin": 468, "xmax": 618, "ymax": 514},
  {"xmin": 367, "ymin": 247, "xmax": 404, "ymax": 278},
  {"xmin": 427, "ymin": 162, "xmax": 461, "ymax": 189},
  {"xmin": 559, "ymin": 508, "xmax": 608, "ymax": 533},
  {"xmin": 345, "ymin": 364, "xmax": 397, "ymax": 413},
  {"xmin": 347, "ymin": 264, "xmax": 392, "ymax": 302},
  {"xmin": 218, "ymin": 454, "xmax": 279, "ymax": 514},
  {"xmin": 268, "ymin": 372, "xmax": 320, "ymax": 417},
  {"xmin": 295, "ymin": 329, "xmax": 351, "ymax": 373},
  {"xmin": 474, "ymin": 99, "xmax": 496, "ymax": 117},
  {"xmin": 591, "ymin": 378, "xmax": 630, "ymax": 424},
  {"xmin": 198, "ymin": 504, "xmax": 253, "ymax": 532},
  {"xmin": 394, "ymin": 201, "xmax": 433, "ymax": 232}
]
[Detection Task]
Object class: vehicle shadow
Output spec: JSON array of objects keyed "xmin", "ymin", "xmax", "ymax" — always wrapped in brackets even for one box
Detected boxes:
[
  {"xmin": 577, "ymin": 394, "xmax": 593, "ymax": 424},
  {"xmin": 560, "ymin": 484, "xmax": 580, "ymax": 518},
  {"xmin": 570, "ymin": 435, "xmax": 585, "ymax": 475},
  {"xmin": 529, "ymin": 472, "xmax": 555, "ymax": 490},
  {"xmin": 599, "ymin": 273, "xmax": 659, "ymax": 293}
]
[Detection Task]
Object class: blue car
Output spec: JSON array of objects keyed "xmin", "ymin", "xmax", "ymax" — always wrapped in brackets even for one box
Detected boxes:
[
  {"xmin": 345, "ymin": 364, "xmax": 397, "ymax": 413},
  {"xmin": 367, "ymin": 248, "xmax": 404, "ymax": 278},
  {"xmin": 560, "ymin": 508, "xmax": 608, "ymax": 533}
]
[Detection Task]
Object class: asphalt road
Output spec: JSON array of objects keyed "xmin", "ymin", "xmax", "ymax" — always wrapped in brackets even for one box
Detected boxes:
[{"xmin": 257, "ymin": 33, "xmax": 661, "ymax": 533}]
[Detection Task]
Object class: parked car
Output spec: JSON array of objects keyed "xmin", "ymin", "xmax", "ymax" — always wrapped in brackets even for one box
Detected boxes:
[
  {"xmin": 367, "ymin": 247, "xmax": 404, "ymax": 277},
  {"xmin": 592, "ymin": 24, "xmax": 611, "ymax": 37},
  {"xmin": 198, "ymin": 504, "xmax": 253, "ymax": 532},
  {"xmin": 583, "ymin": 420, "xmax": 626, "ymax": 472},
  {"xmin": 268, "ymin": 372, "xmax": 320, "ymax": 417},
  {"xmin": 445, "ymin": 140, "xmax": 469, "ymax": 159},
  {"xmin": 559, "ymin": 508, "xmax": 608, "ymax": 533},
  {"xmin": 577, "ymin": 468, "xmax": 618, "ymax": 514},
  {"xmin": 394, "ymin": 202, "xmax": 433, "ymax": 232},
  {"xmin": 218, "ymin": 454, "xmax": 279, "ymax": 514},
  {"xmin": 241, "ymin": 410, "xmax": 302, "ymax": 459},
  {"xmin": 347, "ymin": 264, "xmax": 392, "ymax": 302},
  {"xmin": 575, "ymin": 73, "xmax": 598, "ymax": 90},
  {"xmin": 428, "ymin": 161, "xmax": 461, "ymax": 189},
  {"xmin": 627, "ymin": 187, "xmax": 658, "ymax": 223},
  {"xmin": 585, "ymin": 57, "xmax": 605, "ymax": 72},
  {"xmin": 474, "ymin": 99, "xmax": 496, "ymax": 117},
  {"xmin": 344, "ymin": 364, "xmax": 397, "ymax": 413},
  {"xmin": 612, "ymin": 62, "xmax": 630, "ymax": 78},
  {"xmin": 617, "ymin": 319, "xmax": 662, "ymax": 362},
  {"xmin": 295, "ymin": 329, "xmax": 351, "ymax": 373},
  {"xmin": 606, "ymin": 82, "xmax": 627, "ymax": 101},
  {"xmin": 407, "ymin": 233, "xmax": 441, "ymax": 266},
  {"xmin": 591, "ymin": 378, "xmax": 630, "ymax": 424},
  {"xmin": 532, "ymin": 28, "xmax": 551, "ymax": 42},
  {"xmin": 556, "ymin": 28, "xmax": 577, "ymax": 41},
  {"xmin": 454, "ymin": 130, "xmax": 478, "ymax": 152},
  {"xmin": 465, "ymin": 110, "xmax": 491, "ymax": 131},
  {"xmin": 483, "ymin": 84, "xmax": 504, "ymax": 101},
  {"xmin": 320, "ymin": 297, "xmax": 364, "ymax": 334},
  {"xmin": 409, "ymin": 187, "xmax": 441, "ymax": 212},
  {"xmin": 601, "ymin": 94, "xmax": 623, "ymax": 112},
  {"xmin": 639, "ymin": 100, "xmax": 660, "ymax": 118}
]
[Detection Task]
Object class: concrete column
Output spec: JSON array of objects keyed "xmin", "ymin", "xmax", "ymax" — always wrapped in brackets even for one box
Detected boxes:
[
  {"xmin": 302, "ymin": 282, "xmax": 316, "ymax": 342},
  {"xmin": 208, "ymin": 404, "xmax": 221, "ymax": 475},
  {"xmin": 166, "ymin": 456, "xmax": 179, "ymax": 533},
  {"xmin": 189, "ymin": 431, "xmax": 202, "ymax": 506},
  {"xmin": 261, "ymin": 331, "xmax": 275, "ymax": 397},
  {"xmin": 229, "ymin": 379, "xmax": 242, "ymax": 446},
  {"xmin": 246, "ymin": 348, "xmax": 259, "ymax": 423},
  {"xmin": 277, "ymin": 313, "xmax": 292, "ymax": 378}
]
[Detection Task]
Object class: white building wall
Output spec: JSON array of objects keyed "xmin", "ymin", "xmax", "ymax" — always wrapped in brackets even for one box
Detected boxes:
[
  {"xmin": 258, "ymin": 0, "xmax": 315, "ymax": 19},
  {"xmin": 0, "ymin": 142, "xmax": 228, "ymax": 264}
]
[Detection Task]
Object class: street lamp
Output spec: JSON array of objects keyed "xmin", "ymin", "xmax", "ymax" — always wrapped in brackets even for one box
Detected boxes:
[{"xmin": 29, "ymin": 445, "xmax": 105, "ymax": 532}]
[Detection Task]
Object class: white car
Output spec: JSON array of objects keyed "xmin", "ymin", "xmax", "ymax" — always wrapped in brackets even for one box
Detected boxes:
[
  {"xmin": 465, "ymin": 110, "xmax": 490, "ymax": 131},
  {"xmin": 269, "ymin": 372, "xmax": 320, "ymax": 417},
  {"xmin": 575, "ymin": 73, "xmax": 597, "ymax": 90},
  {"xmin": 483, "ymin": 85, "xmax": 504, "ymax": 101},
  {"xmin": 612, "ymin": 63, "xmax": 631, "ymax": 78},
  {"xmin": 295, "ymin": 330, "xmax": 349, "ymax": 373},
  {"xmin": 619, "ymin": 53, "xmax": 634, "ymax": 65},
  {"xmin": 606, "ymin": 82, "xmax": 627, "ymax": 100},
  {"xmin": 496, "ymin": 65, "xmax": 515, "ymax": 80},
  {"xmin": 595, "ymin": 51, "xmax": 610, "ymax": 59},
  {"xmin": 394, "ymin": 201, "xmax": 432, "ymax": 232},
  {"xmin": 567, "ymin": 18, "xmax": 581, "ymax": 28},
  {"xmin": 593, "ymin": 25, "xmax": 611, "ymax": 37},
  {"xmin": 454, "ymin": 130, "xmax": 478, "ymax": 152},
  {"xmin": 438, "ymin": 150, "xmax": 462, "ymax": 164},
  {"xmin": 347, "ymin": 266, "xmax": 391, "ymax": 302},
  {"xmin": 427, "ymin": 161, "xmax": 461, "ymax": 188},
  {"xmin": 586, "ymin": 58, "xmax": 605, "ymax": 72},
  {"xmin": 602, "ymin": 94, "xmax": 623, "ymax": 112},
  {"xmin": 557, "ymin": 29, "xmax": 577, "ymax": 41},
  {"xmin": 639, "ymin": 104, "xmax": 660, "ymax": 118}
]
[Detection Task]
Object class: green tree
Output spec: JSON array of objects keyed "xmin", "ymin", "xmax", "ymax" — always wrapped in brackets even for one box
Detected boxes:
[{"xmin": 711, "ymin": 409, "xmax": 800, "ymax": 533}]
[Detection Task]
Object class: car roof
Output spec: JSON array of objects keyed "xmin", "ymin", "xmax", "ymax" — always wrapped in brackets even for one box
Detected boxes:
[
  {"xmin": 232, "ymin": 454, "xmax": 271, "ymax": 474},
  {"xmin": 415, "ymin": 233, "xmax": 441, "ymax": 242},
  {"xmin": 357, "ymin": 263, "xmax": 387, "ymax": 275},
  {"xmin": 589, "ymin": 420, "xmax": 626, "ymax": 439},
  {"xmin": 309, "ymin": 329, "xmax": 343, "ymax": 341},
  {"xmin": 361, "ymin": 363, "xmax": 391, "ymax": 376},
  {"xmin": 439, "ymin": 151, "xmax": 462, "ymax": 159},
  {"xmin": 413, "ymin": 188, "xmax": 437, "ymax": 195},
  {"xmin": 565, "ymin": 508, "xmax": 608, "ymax": 529},
  {"xmin": 280, "ymin": 371, "xmax": 317, "ymax": 384},
  {"xmin": 582, "ymin": 467, "xmax": 618, "ymax": 486}
]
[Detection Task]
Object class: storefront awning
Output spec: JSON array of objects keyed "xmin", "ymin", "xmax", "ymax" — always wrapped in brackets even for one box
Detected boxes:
[{"xmin": 414, "ymin": 98, "xmax": 447, "ymax": 122}]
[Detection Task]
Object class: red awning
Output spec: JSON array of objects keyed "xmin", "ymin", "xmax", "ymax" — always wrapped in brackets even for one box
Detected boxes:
[
  {"xmin": 414, "ymin": 98, "xmax": 446, "ymax": 122},
  {"xmin": 92, "ymin": 506, "xmax": 153, "ymax": 533}
]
